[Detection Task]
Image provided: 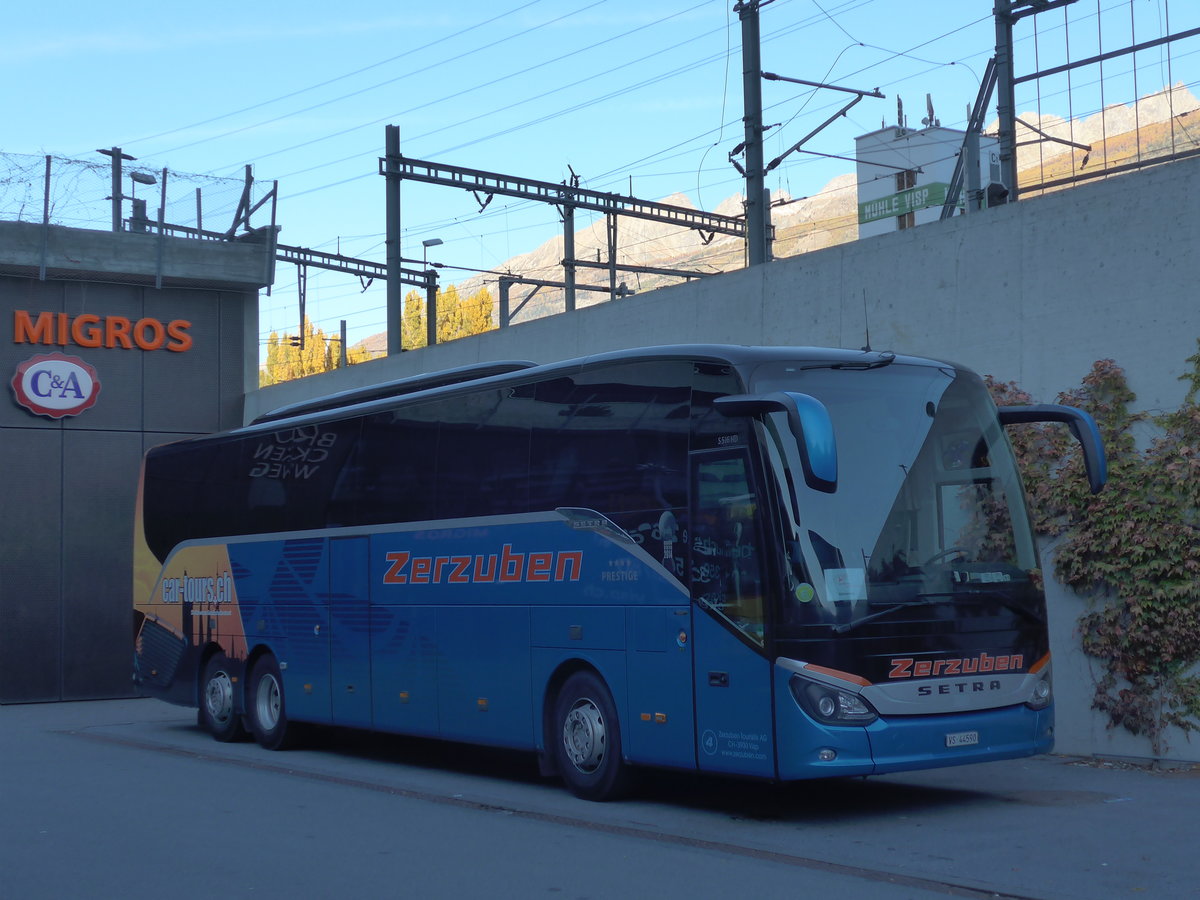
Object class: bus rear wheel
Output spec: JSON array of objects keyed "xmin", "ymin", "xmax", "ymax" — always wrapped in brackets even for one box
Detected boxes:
[
  {"xmin": 553, "ymin": 671, "xmax": 631, "ymax": 801},
  {"xmin": 247, "ymin": 655, "xmax": 297, "ymax": 750},
  {"xmin": 200, "ymin": 654, "xmax": 246, "ymax": 742}
]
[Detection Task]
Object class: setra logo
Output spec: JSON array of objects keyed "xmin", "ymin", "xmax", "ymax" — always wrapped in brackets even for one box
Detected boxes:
[{"xmin": 11, "ymin": 352, "xmax": 101, "ymax": 419}]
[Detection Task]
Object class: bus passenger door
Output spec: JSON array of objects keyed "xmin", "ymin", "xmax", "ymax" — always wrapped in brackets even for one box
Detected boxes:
[
  {"xmin": 329, "ymin": 536, "xmax": 373, "ymax": 728},
  {"xmin": 690, "ymin": 450, "xmax": 776, "ymax": 778}
]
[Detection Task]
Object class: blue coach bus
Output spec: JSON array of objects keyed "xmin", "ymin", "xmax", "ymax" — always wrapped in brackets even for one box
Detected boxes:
[{"xmin": 132, "ymin": 345, "xmax": 1105, "ymax": 800}]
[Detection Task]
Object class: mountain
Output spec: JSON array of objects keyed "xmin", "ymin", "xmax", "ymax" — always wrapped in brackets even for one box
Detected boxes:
[{"xmin": 1002, "ymin": 81, "xmax": 1200, "ymax": 166}]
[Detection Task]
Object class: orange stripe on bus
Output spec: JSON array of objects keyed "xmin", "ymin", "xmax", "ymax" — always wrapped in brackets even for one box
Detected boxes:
[{"xmin": 803, "ymin": 663, "xmax": 871, "ymax": 687}]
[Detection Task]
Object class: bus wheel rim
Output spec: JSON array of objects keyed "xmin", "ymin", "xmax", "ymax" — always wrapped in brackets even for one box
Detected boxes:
[
  {"xmin": 563, "ymin": 698, "xmax": 606, "ymax": 773},
  {"xmin": 257, "ymin": 673, "xmax": 282, "ymax": 731},
  {"xmin": 204, "ymin": 669, "xmax": 235, "ymax": 725}
]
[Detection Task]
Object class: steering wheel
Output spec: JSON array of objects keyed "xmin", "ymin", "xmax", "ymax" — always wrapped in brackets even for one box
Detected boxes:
[{"xmin": 924, "ymin": 547, "xmax": 969, "ymax": 566}]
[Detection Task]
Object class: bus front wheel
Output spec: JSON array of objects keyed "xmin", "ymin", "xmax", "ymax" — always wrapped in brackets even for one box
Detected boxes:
[
  {"xmin": 553, "ymin": 671, "xmax": 631, "ymax": 801},
  {"xmin": 199, "ymin": 654, "xmax": 246, "ymax": 742},
  {"xmin": 247, "ymin": 655, "xmax": 297, "ymax": 750}
]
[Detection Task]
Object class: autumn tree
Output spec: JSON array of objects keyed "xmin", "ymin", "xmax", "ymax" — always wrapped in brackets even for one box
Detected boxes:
[
  {"xmin": 402, "ymin": 289, "xmax": 426, "ymax": 351},
  {"xmin": 260, "ymin": 318, "xmax": 349, "ymax": 386},
  {"xmin": 262, "ymin": 332, "xmax": 287, "ymax": 386},
  {"xmin": 403, "ymin": 284, "xmax": 494, "ymax": 350},
  {"xmin": 460, "ymin": 285, "xmax": 494, "ymax": 338},
  {"xmin": 435, "ymin": 283, "xmax": 464, "ymax": 344},
  {"xmin": 261, "ymin": 285, "xmax": 494, "ymax": 385},
  {"xmin": 346, "ymin": 344, "xmax": 376, "ymax": 365}
]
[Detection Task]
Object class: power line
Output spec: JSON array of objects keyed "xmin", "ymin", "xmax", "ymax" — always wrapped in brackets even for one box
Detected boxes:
[
  {"xmin": 158, "ymin": 0, "xmax": 609, "ymax": 168},
  {"xmin": 272, "ymin": 0, "xmax": 722, "ymax": 183},
  {"xmin": 205, "ymin": 1, "xmax": 868, "ymax": 193},
  {"xmin": 118, "ymin": 0, "xmax": 547, "ymax": 151}
]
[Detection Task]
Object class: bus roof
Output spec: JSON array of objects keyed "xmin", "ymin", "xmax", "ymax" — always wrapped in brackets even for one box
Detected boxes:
[
  {"xmin": 253, "ymin": 359, "xmax": 539, "ymax": 423},
  {"xmin": 224, "ymin": 343, "xmax": 954, "ymax": 443}
]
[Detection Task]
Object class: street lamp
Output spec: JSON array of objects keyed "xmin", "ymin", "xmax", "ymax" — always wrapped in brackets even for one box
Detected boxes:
[
  {"xmin": 128, "ymin": 170, "xmax": 157, "ymax": 232},
  {"xmin": 421, "ymin": 237, "xmax": 443, "ymax": 268},
  {"xmin": 419, "ymin": 238, "xmax": 443, "ymax": 349}
]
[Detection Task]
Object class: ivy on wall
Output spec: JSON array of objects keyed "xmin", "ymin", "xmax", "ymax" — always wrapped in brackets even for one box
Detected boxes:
[{"xmin": 988, "ymin": 341, "xmax": 1200, "ymax": 756}]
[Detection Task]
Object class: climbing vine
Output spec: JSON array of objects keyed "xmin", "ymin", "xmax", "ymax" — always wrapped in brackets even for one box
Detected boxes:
[{"xmin": 989, "ymin": 341, "xmax": 1200, "ymax": 756}]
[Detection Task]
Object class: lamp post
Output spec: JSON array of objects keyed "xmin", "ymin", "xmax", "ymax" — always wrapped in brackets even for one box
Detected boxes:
[
  {"xmin": 420, "ymin": 238, "xmax": 443, "ymax": 348},
  {"xmin": 422, "ymin": 237, "xmax": 443, "ymax": 268},
  {"xmin": 97, "ymin": 147, "xmax": 134, "ymax": 231},
  {"xmin": 128, "ymin": 170, "xmax": 157, "ymax": 232}
]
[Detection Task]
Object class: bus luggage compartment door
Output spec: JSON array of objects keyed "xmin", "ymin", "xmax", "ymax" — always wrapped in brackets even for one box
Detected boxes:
[{"xmin": 329, "ymin": 536, "xmax": 373, "ymax": 729}]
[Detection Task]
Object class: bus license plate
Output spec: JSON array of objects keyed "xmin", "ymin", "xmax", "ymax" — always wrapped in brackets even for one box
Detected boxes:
[{"xmin": 945, "ymin": 730, "xmax": 979, "ymax": 748}]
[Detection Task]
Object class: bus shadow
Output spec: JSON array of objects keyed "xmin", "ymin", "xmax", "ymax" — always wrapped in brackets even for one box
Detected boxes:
[
  {"xmin": 629, "ymin": 767, "xmax": 990, "ymax": 823},
  {"xmin": 299, "ymin": 725, "xmax": 548, "ymax": 789},
  {"xmin": 290, "ymin": 724, "xmax": 991, "ymax": 822}
]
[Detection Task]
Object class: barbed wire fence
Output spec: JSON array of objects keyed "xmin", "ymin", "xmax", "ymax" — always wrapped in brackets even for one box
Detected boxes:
[{"xmin": 0, "ymin": 151, "xmax": 273, "ymax": 240}]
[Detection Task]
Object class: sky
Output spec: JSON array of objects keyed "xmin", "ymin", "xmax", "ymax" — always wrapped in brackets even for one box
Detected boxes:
[{"xmin": 5, "ymin": 0, "xmax": 1196, "ymax": 355}]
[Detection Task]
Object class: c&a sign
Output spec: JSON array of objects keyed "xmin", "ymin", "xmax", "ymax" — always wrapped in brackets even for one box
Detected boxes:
[{"xmin": 11, "ymin": 353, "xmax": 102, "ymax": 419}]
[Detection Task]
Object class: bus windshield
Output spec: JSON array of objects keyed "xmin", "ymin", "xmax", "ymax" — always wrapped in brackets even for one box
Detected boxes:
[{"xmin": 750, "ymin": 361, "xmax": 1044, "ymax": 680}]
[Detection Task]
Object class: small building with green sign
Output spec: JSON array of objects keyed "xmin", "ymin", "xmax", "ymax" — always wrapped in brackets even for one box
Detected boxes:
[{"xmin": 855, "ymin": 123, "xmax": 999, "ymax": 239}]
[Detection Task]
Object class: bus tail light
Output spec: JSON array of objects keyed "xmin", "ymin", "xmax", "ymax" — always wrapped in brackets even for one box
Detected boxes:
[{"xmin": 789, "ymin": 674, "xmax": 878, "ymax": 726}]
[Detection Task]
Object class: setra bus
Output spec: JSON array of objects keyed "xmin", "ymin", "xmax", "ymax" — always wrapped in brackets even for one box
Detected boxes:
[{"xmin": 132, "ymin": 345, "xmax": 1105, "ymax": 800}]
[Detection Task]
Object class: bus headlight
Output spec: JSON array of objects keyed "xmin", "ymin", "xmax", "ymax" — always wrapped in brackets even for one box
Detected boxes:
[
  {"xmin": 1026, "ymin": 672, "xmax": 1053, "ymax": 710},
  {"xmin": 789, "ymin": 675, "xmax": 878, "ymax": 726}
]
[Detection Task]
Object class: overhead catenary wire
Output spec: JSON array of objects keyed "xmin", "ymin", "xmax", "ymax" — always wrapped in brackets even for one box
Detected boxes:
[
  {"xmin": 275, "ymin": 0, "xmax": 728, "ymax": 184},
  {"xmin": 207, "ymin": 0, "xmax": 876, "ymax": 188},
  {"xmin": 116, "ymin": 0, "xmax": 548, "ymax": 152},
  {"xmin": 162, "ymin": 0, "xmax": 714, "ymax": 176},
  {"xmin": 154, "ymin": 4, "xmax": 607, "ymax": 167}
]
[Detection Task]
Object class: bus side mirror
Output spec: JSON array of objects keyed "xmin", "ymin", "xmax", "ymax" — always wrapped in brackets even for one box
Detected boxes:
[
  {"xmin": 998, "ymin": 404, "xmax": 1108, "ymax": 494},
  {"xmin": 715, "ymin": 391, "xmax": 838, "ymax": 493}
]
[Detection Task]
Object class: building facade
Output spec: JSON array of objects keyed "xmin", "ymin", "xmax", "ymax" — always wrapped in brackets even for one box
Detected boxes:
[
  {"xmin": 0, "ymin": 220, "xmax": 269, "ymax": 702},
  {"xmin": 855, "ymin": 124, "xmax": 1001, "ymax": 239}
]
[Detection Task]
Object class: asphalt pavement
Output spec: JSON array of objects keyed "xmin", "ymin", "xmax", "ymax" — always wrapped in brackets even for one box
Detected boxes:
[{"xmin": 2, "ymin": 698, "xmax": 1197, "ymax": 899}]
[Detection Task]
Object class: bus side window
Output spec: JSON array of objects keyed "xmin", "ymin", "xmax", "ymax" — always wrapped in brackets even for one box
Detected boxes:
[
  {"xmin": 691, "ymin": 452, "xmax": 766, "ymax": 645},
  {"xmin": 528, "ymin": 366, "xmax": 690, "ymax": 517},
  {"xmin": 332, "ymin": 409, "xmax": 438, "ymax": 526},
  {"xmin": 436, "ymin": 389, "xmax": 531, "ymax": 519}
]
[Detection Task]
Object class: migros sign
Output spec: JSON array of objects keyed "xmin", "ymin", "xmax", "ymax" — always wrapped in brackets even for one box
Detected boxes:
[
  {"xmin": 10, "ymin": 310, "xmax": 194, "ymax": 419},
  {"xmin": 13, "ymin": 310, "xmax": 193, "ymax": 353}
]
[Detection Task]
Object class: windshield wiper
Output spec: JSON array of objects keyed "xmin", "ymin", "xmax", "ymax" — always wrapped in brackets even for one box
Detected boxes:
[
  {"xmin": 831, "ymin": 589, "xmax": 1044, "ymax": 634},
  {"xmin": 831, "ymin": 594, "xmax": 950, "ymax": 634}
]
